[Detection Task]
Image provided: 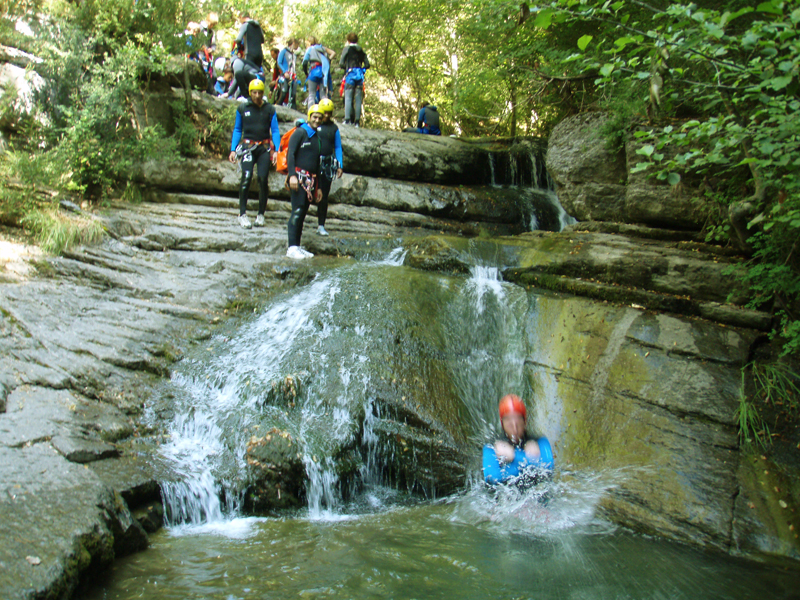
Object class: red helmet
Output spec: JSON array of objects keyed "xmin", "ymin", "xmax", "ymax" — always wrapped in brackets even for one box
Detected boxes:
[{"xmin": 499, "ymin": 394, "xmax": 526, "ymax": 420}]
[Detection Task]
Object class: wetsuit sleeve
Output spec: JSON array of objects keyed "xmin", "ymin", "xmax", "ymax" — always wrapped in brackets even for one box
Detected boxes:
[
  {"xmin": 270, "ymin": 112, "xmax": 281, "ymax": 152},
  {"xmin": 235, "ymin": 23, "xmax": 246, "ymax": 52},
  {"xmin": 483, "ymin": 445, "xmax": 504, "ymax": 485},
  {"xmin": 231, "ymin": 109, "xmax": 243, "ymax": 152},
  {"xmin": 286, "ymin": 128, "xmax": 303, "ymax": 175},
  {"xmin": 363, "ymin": 52, "xmax": 370, "ymax": 70},
  {"xmin": 334, "ymin": 129, "xmax": 343, "ymax": 166},
  {"xmin": 302, "ymin": 47, "xmax": 311, "ymax": 76},
  {"xmin": 417, "ymin": 107, "xmax": 425, "ymax": 129},
  {"xmin": 339, "ymin": 46, "xmax": 348, "ymax": 70},
  {"xmin": 277, "ymin": 49, "xmax": 288, "ymax": 74}
]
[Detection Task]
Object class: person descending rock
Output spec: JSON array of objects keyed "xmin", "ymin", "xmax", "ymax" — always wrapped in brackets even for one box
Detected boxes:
[
  {"xmin": 482, "ymin": 394, "xmax": 554, "ymax": 488},
  {"xmin": 230, "ymin": 51, "xmax": 263, "ymax": 100},
  {"xmin": 339, "ymin": 32, "xmax": 369, "ymax": 126},
  {"xmin": 235, "ymin": 12, "xmax": 265, "ymax": 68},
  {"xmin": 285, "ymin": 105, "xmax": 324, "ymax": 258},
  {"xmin": 228, "ymin": 79, "xmax": 281, "ymax": 229},
  {"xmin": 276, "ymin": 38, "xmax": 300, "ymax": 109},
  {"xmin": 302, "ymin": 37, "xmax": 336, "ymax": 111},
  {"xmin": 316, "ymin": 99, "xmax": 343, "ymax": 236},
  {"xmin": 404, "ymin": 101, "xmax": 441, "ymax": 135}
]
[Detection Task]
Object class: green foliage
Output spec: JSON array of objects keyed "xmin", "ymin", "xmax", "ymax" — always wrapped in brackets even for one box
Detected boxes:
[
  {"xmin": 21, "ymin": 207, "xmax": 105, "ymax": 254},
  {"xmin": 753, "ymin": 361, "xmax": 800, "ymax": 413},
  {"xmin": 0, "ymin": 0, "xmax": 185, "ymax": 249},
  {"xmin": 736, "ymin": 370, "xmax": 770, "ymax": 449},
  {"xmin": 532, "ymin": 0, "xmax": 800, "ymax": 356}
]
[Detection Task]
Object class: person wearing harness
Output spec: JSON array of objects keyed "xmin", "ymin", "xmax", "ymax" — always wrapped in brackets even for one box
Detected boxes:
[
  {"xmin": 482, "ymin": 394, "xmax": 554, "ymax": 488},
  {"xmin": 228, "ymin": 79, "xmax": 281, "ymax": 229},
  {"xmin": 339, "ymin": 32, "xmax": 370, "ymax": 127},
  {"xmin": 235, "ymin": 12, "xmax": 265, "ymax": 68},
  {"xmin": 316, "ymin": 99, "xmax": 343, "ymax": 236},
  {"xmin": 285, "ymin": 105, "xmax": 324, "ymax": 259},
  {"xmin": 276, "ymin": 38, "xmax": 300, "ymax": 109},
  {"xmin": 302, "ymin": 37, "xmax": 336, "ymax": 111}
]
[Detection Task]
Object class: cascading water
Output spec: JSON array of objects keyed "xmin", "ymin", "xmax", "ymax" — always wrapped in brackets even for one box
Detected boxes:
[
  {"xmin": 486, "ymin": 141, "xmax": 576, "ymax": 233},
  {"xmin": 151, "ymin": 255, "xmax": 559, "ymax": 525},
  {"xmin": 89, "ymin": 256, "xmax": 800, "ymax": 600}
]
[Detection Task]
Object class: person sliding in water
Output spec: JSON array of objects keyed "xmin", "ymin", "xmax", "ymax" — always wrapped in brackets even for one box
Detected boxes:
[{"xmin": 483, "ymin": 394, "xmax": 554, "ymax": 488}]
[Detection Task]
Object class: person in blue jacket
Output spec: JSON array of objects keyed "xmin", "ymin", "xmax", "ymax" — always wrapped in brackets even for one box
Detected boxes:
[
  {"xmin": 483, "ymin": 394, "xmax": 554, "ymax": 487},
  {"xmin": 302, "ymin": 37, "xmax": 336, "ymax": 110},
  {"xmin": 228, "ymin": 79, "xmax": 281, "ymax": 230}
]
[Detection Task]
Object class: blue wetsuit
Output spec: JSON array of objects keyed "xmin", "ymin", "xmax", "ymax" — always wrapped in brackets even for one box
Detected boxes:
[{"xmin": 483, "ymin": 436, "xmax": 554, "ymax": 486}]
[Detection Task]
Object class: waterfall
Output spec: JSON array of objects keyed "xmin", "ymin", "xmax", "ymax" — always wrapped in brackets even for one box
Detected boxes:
[
  {"xmin": 485, "ymin": 140, "xmax": 575, "ymax": 233},
  {"xmin": 152, "ymin": 253, "xmax": 543, "ymax": 525}
]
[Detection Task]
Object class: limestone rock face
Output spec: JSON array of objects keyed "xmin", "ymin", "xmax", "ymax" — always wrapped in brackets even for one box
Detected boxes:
[
  {"xmin": 0, "ymin": 61, "xmax": 48, "ymax": 131},
  {"xmin": 624, "ymin": 136, "xmax": 705, "ymax": 229},
  {"xmin": 546, "ymin": 113, "xmax": 706, "ymax": 230},
  {"xmin": 545, "ymin": 112, "xmax": 627, "ymax": 222}
]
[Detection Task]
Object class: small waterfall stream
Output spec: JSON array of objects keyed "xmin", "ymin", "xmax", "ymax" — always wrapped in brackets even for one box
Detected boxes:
[{"xmin": 486, "ymin": 140, "xmax": 576, "ymax": 232}]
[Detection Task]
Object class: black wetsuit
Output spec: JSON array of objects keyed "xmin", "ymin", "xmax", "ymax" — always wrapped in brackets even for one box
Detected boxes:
[
  {"xmin": 236, "ymin": 19, "xmax": 264, "ymax": 68},
  {"xmin": 286, "ymin": 124, "xmax": 321, "ymax": 246},
  {"xmin": 316, "ymin": 121, "xmax": 342, "ymax": 228},
  {"xmin": 231, "ymin": 100, "xmax": 280, "ymax": 217}
]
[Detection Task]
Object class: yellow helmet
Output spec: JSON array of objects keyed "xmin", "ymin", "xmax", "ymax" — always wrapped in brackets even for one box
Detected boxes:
[
  {"xmin": 319, "ymin": 98, "xmax": 334, "ymax": 113},
  {"xmin": 307, "ymin": 104, "xmax": 322, "ymax": 120},
  {"xmin": 248, "ymin": 78, "xmax": 265, "ymax": 93}
]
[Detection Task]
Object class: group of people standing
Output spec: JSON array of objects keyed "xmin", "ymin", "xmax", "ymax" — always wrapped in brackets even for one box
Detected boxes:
[
  {"xmin": 194, "ymin": 12, "xmax": 370, "ymax": 128},
  {"xmin": 229, "ymin": 80, "xmax": 342, "ymax": 260}
]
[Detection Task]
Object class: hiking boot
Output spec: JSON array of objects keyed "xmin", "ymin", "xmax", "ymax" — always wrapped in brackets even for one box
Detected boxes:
[
  {"xmin": 354, "ymin": 121, "xmax": 360, "ymax": 128},
  {"xmin": 298, "ymin": 247, "xmax": 314, "ymax": 258},
  {"xmin": 317, "ymin": 225, "xmax": 329, "ymax": 236},
  {"xmin": 254, "ymin": 214, "xmax": 265, "ymax": 227},
  {"xmin": 286, "ymin": 245, "xmax": 307, "ymax": 259},
  {"xmin": 238, "ymin": 214, "xmax": 252, "ymax": 229}
]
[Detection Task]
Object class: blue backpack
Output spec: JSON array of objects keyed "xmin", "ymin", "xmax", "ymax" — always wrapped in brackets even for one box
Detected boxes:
[{"xmin": 345, "ymin": 67, "xmax": 366, "ymax": 85}]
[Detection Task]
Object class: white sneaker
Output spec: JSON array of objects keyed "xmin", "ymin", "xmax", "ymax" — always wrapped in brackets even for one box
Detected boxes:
[
  {"xmin": 238, "ymin": 214, "xmax": 252, "ymax": 229},
  {"xmin": 254, "ymin": 214, "xmax": 265, "ymax": 227},
  {"xmin": 299, "ymin": 247, "xmax": 314, "ymax": 258},
  {"xmin": 317, "ymin": 225, "xmax": 329, "ymax": 236},
  {"xmin": 286, "ymin": 245, "xmax": 307, "ymax": 259}
]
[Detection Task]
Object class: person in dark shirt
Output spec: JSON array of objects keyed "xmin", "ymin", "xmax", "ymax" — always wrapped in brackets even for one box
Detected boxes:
[
  {"xmin": 338, "ymin": 32, "xmax": 370, "ymax": 126},
  {"xmin": 235, "ymin": 12, "xmax": 265, "ymax": 68},
  {"xmin": 228, "ymin": 79, "xmax": 281, "ymax": 229},
  {"xmin": 315, "ymin": 99, "xmax": 343, "ymax": 236},
  {"xmin": 285, "ymin": 105, "xmax": 324, "ymax": 259}
]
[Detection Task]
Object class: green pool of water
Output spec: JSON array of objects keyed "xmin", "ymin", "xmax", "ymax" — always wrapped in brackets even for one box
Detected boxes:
[{"xmin": 86, "ymin": 491, "xmax": 799, "ymax": 600}]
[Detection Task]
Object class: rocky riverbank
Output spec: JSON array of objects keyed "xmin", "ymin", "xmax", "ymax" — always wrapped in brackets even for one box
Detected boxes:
[{"xmin": 2, "ymin": 108, "xmax": 800, "ymax": 598}]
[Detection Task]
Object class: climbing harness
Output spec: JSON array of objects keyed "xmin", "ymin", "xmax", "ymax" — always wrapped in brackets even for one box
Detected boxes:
[
  {"xmin": 294, "ymin": 168, "xmax": 319, "ymax": 204},
  {"xmin": 320, "ymin": 155, "xmax": 340, "ymax": 181}
]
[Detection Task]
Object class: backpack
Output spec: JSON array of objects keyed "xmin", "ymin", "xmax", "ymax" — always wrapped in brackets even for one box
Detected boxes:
[
  {"xmin": 276, "ymin": 127, "xmax": 297, "ymax": 174},
  {"xmin": 345, "ymin": 67, "xmax": 366, "ymax": 85}
]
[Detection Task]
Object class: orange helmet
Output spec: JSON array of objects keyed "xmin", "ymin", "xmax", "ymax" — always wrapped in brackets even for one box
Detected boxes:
[{"xmin": 498, "ymin": 394, "xmax": 526, "ymax": 420}]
